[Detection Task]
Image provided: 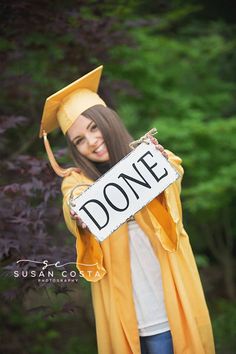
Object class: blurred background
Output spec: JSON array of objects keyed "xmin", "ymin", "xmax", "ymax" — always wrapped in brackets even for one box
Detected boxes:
[{"xmin": 0, "ymin": 1, "xmax": 235, "ymax": 353}]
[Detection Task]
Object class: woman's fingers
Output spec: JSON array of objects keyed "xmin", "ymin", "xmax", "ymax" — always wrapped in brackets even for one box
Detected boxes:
[
  {"xmin": 147, "ymin": 134, "xmax": 168, "ymax": 159},
  {"xmin": 162, "ymin": 151, "xmax": 169, "ymax": 159},
  {"xmin": 157, "ymin": 144, "xmax": 164, "ymax": 152},
  {"xmin": 147, "ymin": 133, "xmax": 158, "ymax": 145},
  {"xmin": 70, "ymin": 209, "xmax": 76, "ymax": 219},
  {"xmin": 70, "ymin": 209, "xmax": 88, "ymax": 229},
  {"xmin": 81, "ymin": 222, "xmax": 87, "ymax": 229}
]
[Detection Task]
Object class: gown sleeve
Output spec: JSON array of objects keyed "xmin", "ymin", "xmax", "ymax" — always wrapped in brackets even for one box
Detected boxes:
[
  {"xmin": 146, "ymin": 150, "xmax": 186, "ymax": 252},
  {"xmin": 166, "ymin": 149, "xmax": 184, "ymax": 194},
  {"xmin": 163, "ymin": 150, "xmax": 185, "ymax": 223},
  {"xmin": 61, "ymin": 171, "xmax": 107, "ymax": 282}
]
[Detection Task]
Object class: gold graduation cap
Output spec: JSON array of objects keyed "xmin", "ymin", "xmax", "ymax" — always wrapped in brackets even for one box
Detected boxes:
[{"xmin": 39, "ymin": 65, "xmax": 106, "ymax": 177}]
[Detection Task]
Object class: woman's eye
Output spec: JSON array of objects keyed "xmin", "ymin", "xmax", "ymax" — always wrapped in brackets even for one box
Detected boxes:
[
  {"xmin": 75, "ymin": 138, "xmax": 83, "ymax": 145},
  {"xmin": 91, "ymin": 124, "xmax": 98, "ymax": 131}
]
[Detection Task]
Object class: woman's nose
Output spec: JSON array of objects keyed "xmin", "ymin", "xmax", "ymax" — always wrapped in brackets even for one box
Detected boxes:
[{"xmin": 87, "ymin": 134, "xmax": 98, "ymax": 146}]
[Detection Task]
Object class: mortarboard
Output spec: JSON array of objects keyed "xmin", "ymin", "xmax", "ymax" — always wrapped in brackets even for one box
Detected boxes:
[{"xmin": 39, "ymin": 65, "xmax": 106, "ymax": 177}]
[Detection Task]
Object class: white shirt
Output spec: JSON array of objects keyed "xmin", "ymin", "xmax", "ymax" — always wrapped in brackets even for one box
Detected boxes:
[{"xmin": 128, "ymin": 219, "xmax": 170, "ymax": 337}]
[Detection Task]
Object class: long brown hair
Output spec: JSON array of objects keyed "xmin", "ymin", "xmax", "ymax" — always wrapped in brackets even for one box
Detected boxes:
[{"xmin": 66, "ymin": 105, "xmax": 133, "ymax": 180}]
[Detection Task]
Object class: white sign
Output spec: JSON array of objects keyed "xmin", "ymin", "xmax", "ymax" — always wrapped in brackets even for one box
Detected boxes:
[{"xmin": 70, "ymin": 142, "xmax": 179, "ymax": 241}]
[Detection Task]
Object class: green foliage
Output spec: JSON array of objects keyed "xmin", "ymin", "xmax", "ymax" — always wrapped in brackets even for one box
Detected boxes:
[
  {"xmin": 0, "ymin": 303, "xmax": 58, "ymax": 353},
  {"xmin": 212, "ymin": 299, "xmax": 236, "ymax": 353},
  {"xmin": 158, "ymin": 117, "xmax": 236, "ymax": 215},
  {"xmin": 108, "ymin": 23, "xmax": 236, "ymax": 252},
  {"xmin": 0, "ymin": 305, "xmax": 97, "ymax": 354},
  {"xmin": 0, "ymin": 280, "xmax": 97, "ymax": 354},
  {"xmin": 109, "ymin": 25, "xmax": 235, "ymax": 128},
  {"xmin": 195, "ymin": 254, "xmax": 210, "ymax": 268}
]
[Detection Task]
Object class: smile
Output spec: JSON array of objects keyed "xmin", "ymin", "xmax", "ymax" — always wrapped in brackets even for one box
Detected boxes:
[{"xmin": 94, "ymin": 143, "xmax": 107, "ymax": 154}]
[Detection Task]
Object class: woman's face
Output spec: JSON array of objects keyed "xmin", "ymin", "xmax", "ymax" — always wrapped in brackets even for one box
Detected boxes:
[{"xmin": 67, "ymin": 115, "xmax": 110, "ymax": 162}]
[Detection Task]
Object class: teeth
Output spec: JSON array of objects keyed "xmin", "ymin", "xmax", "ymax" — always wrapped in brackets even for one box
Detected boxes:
[{"xmin": 94, "ymin": 143, "xmax": 105, "ymax": 153}]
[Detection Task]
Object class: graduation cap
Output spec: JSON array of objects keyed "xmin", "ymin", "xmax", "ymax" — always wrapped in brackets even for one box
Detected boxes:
[{"xmin": 39, "ymin": 65, "xmax": 106, "ymax": 177}]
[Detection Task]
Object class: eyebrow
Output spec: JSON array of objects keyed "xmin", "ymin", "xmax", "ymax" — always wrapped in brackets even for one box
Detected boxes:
[{"xmin": 72, "ymin": 121, "xmax": 94, "ymax": 143}]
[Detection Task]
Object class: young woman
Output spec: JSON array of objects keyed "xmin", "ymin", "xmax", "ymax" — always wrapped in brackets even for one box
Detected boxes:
[{"xmin": 40, "ymin": 66, "xmax": 215, "ymax": 354}]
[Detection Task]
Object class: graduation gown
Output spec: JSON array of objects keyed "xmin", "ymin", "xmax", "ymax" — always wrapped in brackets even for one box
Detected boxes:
[{"xmin": 61, "ymin": 151, "xmax": 215, "ymax": 354}]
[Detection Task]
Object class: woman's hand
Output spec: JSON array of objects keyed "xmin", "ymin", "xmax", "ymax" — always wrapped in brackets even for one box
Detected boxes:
[
  {"xmin": 147, "ymin": 134, "xmax": 168, "ymax": 159},
  {"xmin": 70, "ymin": 209, "xmax": 89, "ymax": 230}
]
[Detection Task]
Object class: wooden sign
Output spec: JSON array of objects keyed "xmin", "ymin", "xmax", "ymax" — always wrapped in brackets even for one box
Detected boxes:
[{"xmin": 70, "ymin": 141, "xmax": 179, "ymax": 241}]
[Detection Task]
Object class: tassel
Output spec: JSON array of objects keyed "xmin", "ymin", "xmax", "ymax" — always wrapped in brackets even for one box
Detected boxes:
[{"xmin": 42, "ymin": 130, "xmax": 80, "ymax": 177}]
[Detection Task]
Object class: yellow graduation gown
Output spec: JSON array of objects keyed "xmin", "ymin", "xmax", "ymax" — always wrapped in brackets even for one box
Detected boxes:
[{"xmin": 61, "ymin": 151, "xmax": 215, "ymax": 354}]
